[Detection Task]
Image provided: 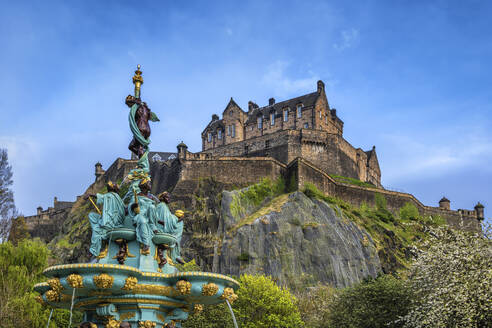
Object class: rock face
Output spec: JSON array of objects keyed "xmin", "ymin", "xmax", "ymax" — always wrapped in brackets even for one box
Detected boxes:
[{"xmin": 217, "ymin": 191, "xmax": 381, "ymax": 288}]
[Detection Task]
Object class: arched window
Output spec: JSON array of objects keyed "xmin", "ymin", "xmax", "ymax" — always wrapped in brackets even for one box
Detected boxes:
[{"xmin": 218, "ymin": 129, "xmax": 222, "ymax": 139}]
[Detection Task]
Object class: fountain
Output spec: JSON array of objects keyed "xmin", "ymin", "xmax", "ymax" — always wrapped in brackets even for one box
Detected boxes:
[{"xmin": 34, "ymin": 66, "xmax": 239, "ymax": 328}]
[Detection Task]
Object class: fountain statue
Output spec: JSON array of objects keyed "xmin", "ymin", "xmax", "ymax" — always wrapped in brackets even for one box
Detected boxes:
[{"xmin": 34, "ymin": 66, "xmax": 239, "ymax": 328}]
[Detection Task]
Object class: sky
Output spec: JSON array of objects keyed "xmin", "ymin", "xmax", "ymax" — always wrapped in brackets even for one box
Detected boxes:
[{"xmin": 0, "ymin": 0, "xmax": 491, "ymax": 222}]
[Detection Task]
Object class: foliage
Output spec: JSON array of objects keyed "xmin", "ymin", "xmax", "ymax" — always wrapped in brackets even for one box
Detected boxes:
[
  {"xmin": 399, "ymin": 202, "xmax": 420, "ymax": 221},
  {"xmin": 183, "ymin": 303, "xmax": 234, "ymax": 328},
  {"xmin": 0, "ymin": 149, "xmax": 16, "ymax": 242},
  {"xmin": 402, "ymin": 226, "xmax": 492, "ymax": 328},
  {"xmin": 325, "ymin": 275, "xmax": 413, "ymax": 328},
  {"xmin": 329, "ymin": 174, "xmax": 376, "ymax": 189},
  {"xmin": 296, "ymin": 284, "xmax": 336, "ymax": 328},
  {"xmin": 230, "ymin": 177, "xmax": 285, "ymax": 218},
  {"xmin": 0, "ymin": 239, "xmax": 82, "ymax": 327},
  {"xmin": 7, "ymin": 215, "xmax": 30, "ymax": 245},
  {"xmin": 183, "ymin": 274, "xmax": 303, "ymax": 328},
  {"xmin": 175, "ymin": 259, "xmax": 201, "ymax": 272}
]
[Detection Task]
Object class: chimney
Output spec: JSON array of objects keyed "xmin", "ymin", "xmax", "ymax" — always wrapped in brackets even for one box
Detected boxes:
[
  {"xmin": 439, "ymin": 197, "xmax": 450, "ymax": 210},
  {"xmin": 212, "ymin": 114, "xmax": 219, "ymax": 121},
  {"xmin": 269, "ymin": 98, "xmax": 275, "ymax": 106},
  {"xmin": 317, "ymin": 80, "xmax": 325, "ymax": 94},
  {"xmin": 37, "ymin": 206, "xmax": 43, "ymax": 215}
]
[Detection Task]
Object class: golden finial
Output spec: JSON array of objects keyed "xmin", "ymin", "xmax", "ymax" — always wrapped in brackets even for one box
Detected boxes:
[{"xmin": 132, "ymin": 64, "xmax": 144, "ymax": 98}]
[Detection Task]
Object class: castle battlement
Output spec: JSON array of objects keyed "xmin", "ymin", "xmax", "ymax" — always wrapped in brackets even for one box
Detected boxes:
[{"xmin": 200, "ymin": 80, "xmax": 381, "ymax": 187}]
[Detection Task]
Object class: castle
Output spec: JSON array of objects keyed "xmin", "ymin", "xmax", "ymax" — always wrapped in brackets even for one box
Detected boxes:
[
  {"xmin": 200, "ymin": 80, "xmax": 381, "ymax": 187},
  {"xmin": 24, "ymin": 80, "xmax": 485, "ymax": 239}
]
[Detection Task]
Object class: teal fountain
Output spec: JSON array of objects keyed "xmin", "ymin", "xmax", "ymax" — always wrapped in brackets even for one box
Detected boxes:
[{"xmin": 34, "ymin": 66, "xmax": 239, "ymax": 328}]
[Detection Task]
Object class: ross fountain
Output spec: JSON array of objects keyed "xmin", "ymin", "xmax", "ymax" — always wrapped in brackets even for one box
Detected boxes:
[{"xmin": 34, "ymin": 66, "xmax": 239, "ymax": 328}]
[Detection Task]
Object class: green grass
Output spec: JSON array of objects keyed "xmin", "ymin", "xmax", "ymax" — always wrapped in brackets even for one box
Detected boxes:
[
  {"xmin": 230, "ymin": 177, "xmax": 286, "ymax": 219},
  {"xmin": 329, "ymin": 174, "xmax": 377, "ymax": 189},
  {"xmin": 302, "ymin": 183, "xmax": 447, "ymax": 272}
]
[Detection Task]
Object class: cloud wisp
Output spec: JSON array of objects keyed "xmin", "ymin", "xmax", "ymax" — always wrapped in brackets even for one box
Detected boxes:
[{"xmin": 333, "ymin": 28, "xmax": 360, "ymax": 51}]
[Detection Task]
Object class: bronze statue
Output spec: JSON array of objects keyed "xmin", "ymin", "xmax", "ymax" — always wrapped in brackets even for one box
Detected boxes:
[{"xmin": 125, "ymin": 66, "xmax": 159, "ymax": 159}]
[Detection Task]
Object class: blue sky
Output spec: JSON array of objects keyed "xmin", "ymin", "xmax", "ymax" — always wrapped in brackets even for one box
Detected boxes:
[{"xmin": 0, "ymin": 0, "xmax": 491, "ymax": 221}]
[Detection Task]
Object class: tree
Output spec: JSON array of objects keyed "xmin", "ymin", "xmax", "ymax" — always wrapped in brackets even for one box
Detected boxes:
[
  {"xmin": 402, "ymin": 226, "xmax": 492, "ymax": 328},
  {"xmin": 325, "ymin": 275, "xmax": 413, "ymax": 328},
  {"xmin": 0, "ymin": 239, "xmax": 82, "ymax": 327},
  {"xmin": 0, "ymin": 149, "xmax": 16, "ymax": 242},
  {"xmin": 296, "ymin": 284, "xmax": 336, "ymax": 328},
  {"xmin": 183, "ymin": 274, "xmax": 304, "ymax": 328}
]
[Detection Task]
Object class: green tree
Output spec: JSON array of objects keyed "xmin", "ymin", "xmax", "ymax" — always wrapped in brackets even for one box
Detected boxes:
[
  {"xmin": 325, "ymin": 275, "xmax": 413, "ymax": 328},
  {"xmin": 402, "ymin": 226, "xmax": 492, "ymax": 328},
  {"xmin": 296, "ymin": 284, "xmax": 336, "ymax": 328},
  {"xmin": 0, "ymin": 239, "xmax": 82, "ymax": 327},
  {"xmin": 183, "ymin": 274, "xmax": 304, "ymax": 328},
  {"xmin": 0, "ymin": 149, "xmax": 16, "ymax": 242}
]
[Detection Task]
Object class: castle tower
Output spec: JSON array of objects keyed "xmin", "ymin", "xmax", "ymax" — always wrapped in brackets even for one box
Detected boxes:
[
  {"xmin": 474, "ymin": 202, "xmax": 485, "ymax": 220},
  {"xmin": 94, "ymin": 162, "xmax": 105, "ymax": 181},
  {"xmin": 439, "ymin": 197, "xmax": 450, "ymax": 210},
  {"xmin": 177, "ymin": 141, "xmax": 188, "ymax": 159}
]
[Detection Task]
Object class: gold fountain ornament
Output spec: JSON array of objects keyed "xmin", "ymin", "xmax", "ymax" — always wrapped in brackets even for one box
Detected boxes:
[{"xmin": 133, "ymin": 64, "xmax": 144, "ymax": 98}]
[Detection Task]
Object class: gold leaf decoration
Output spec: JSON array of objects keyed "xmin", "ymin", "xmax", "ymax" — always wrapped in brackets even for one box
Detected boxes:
[
  {"xmin": 67, "ymin": 274, "xmax": 84, "ymax": 288},
  {"xmin": 193, "ymin": 304, "xmax": 204, "ymax": 314},
  {"xmin": 120, "ymin": 312, "xmax": 136, "ymax": 321},
  {"xmin": 93, "ymin": 273, "xmax": 114, "ymax": 289},
  {"xmin": 220, "ymin": 287, "xmax": 238, "ymax": 303},
  {"xmin": 105, "ymin": 318, "xmax": 121, "ymax": 328},
  {"xmin": 45, "ymin": 290, "xmax": 59, "ymax": 302},
  {"xmin": 202, "ymin": 283, "xmax": 219, "ymax": 296},
  {"xmin": 47, "ymin": 278, "xmax": 63, "ymax": 293},
  {"xmin": 138, "ymin": 320, "xmax": 156, "ymax": 328},
  {"xmin": 175, "ymin": 280, "xmax": 191, "ymax": 295},
  {"xmin": 36, "ymin": 295, "xmax": 46, "ymax": 306},
  {"xmin": 133, "ymin": 284, "xmax": 175, "ymax": 296},
  {"xmin": 121, "ymin": 276, "xmax": 138, "ymax": 291}
]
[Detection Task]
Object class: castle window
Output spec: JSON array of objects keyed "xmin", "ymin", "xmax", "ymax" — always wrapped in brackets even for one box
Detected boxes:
[
  {"xmin": 270, "ymin": 112, "xmax": 275, "ymax": 125},
  {"xmin": 152, "ymin": 154, "xmax": 162, "ymax": 162},
  {"xmin": 230, "ymin": 111, "xmax": 234, "ymax": 116},
  {"xmin": 227, "ymin": 125, "xmax": 231, "ymax": 136},
  {"xmin": 265, "ymin": 140, "xmax": 270, "ymax": 149},
  {"xmin": 319, "ymin": 111, "xmax": 322, "ymax": 119},
  {"xmin": 208, "ymin": 132, "xmax": 212, "ymax": 142},
  {"xmin": 304, "ymin": 123, "xmax": 309, "ymax": 129},
  {"xmin": 325, "ymin": 116, "xmax": 328, "ymax": 123},
  {"xmin": 232, "ymin": 124, "xmax": 236, "ymax": 137},
  {"xmin": 297, "ymin": 104, "xmax": 302, "ymax": 118},
  {"xmin": 218, "ymin": 129, "xmax": 222, "ymax": 140},
  {"xmin": 244, "ymin": 145, "xmax": 249, "ymax": 154},
  {"xmin": 283, "ymin": 109, "xmax": 288, "ymax": 122},
  {"xmin": 257, "ymin": 116, "xmax": 263, "ymax": 129}
]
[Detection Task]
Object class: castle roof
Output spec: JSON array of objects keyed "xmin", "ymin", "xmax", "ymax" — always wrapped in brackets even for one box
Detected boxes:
[
  {"xmin": 245, "ymin": 91, "xmax": 320, "ymax": 124},
  {"xmin": 439, "ymin": 197, "xmax": 450, "ymax": 203}
]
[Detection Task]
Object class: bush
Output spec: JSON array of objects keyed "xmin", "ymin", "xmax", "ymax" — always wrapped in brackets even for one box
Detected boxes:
[
  {"xmin": 296, "ymin": 284, "xmax": 336, "ymax": 328},
  {"xmin": 400, "ymin": 203, "xmax": 420, "ymax": 221},
  {"xmin": 326, "ymin": 275, "xmax": 413, "ymax": 328},
  {"xmin": 0, "ymin": 239, "xmax": 82, "ymax": 327},
  {"xmin": 402, "ymin": 226, "xmax": 492, "ymax": 328},
  {"xmin": 183, "ymin": 274, "xmax": 303, "ymax": 328}
]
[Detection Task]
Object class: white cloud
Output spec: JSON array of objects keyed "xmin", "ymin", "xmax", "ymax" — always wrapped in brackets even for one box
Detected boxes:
[
  {"xmin": 260, "ymin": 61, "xmax": 321, "ymax": 98},
  {"xmin": 382, "ymin": 131, "xmax": 492, "ymax": 184},
  {"xmin": 333, "ymin": 28, "xmax": 359, "ymax": 51}
]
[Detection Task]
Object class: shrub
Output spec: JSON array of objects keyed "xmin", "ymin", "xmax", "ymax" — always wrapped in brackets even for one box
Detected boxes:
[
  {"xmin": 400, "ymin": 203, "xmax": 420, "ymax": 221},
  {"xmin": 326, "ymin": 275, "xmax": 413, "ymax": 328}
]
